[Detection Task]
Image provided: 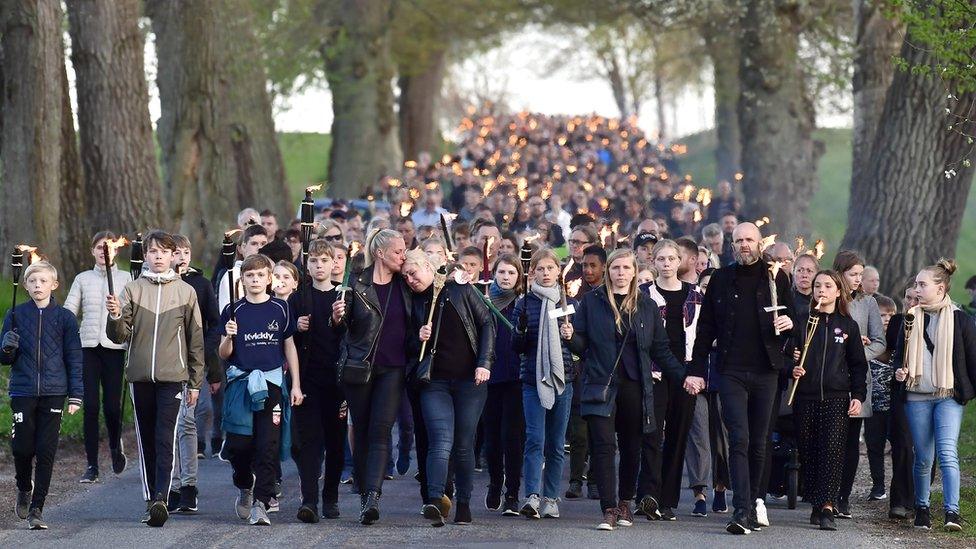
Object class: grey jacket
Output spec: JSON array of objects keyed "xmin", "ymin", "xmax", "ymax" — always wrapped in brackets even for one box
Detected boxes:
[
  {"xmin": 64, "ymin": 266, "xmax": 132, "ymax": 349},
  {"xmin": 849, "ymin": 293, "xmax": 886, "ymax": 417}
]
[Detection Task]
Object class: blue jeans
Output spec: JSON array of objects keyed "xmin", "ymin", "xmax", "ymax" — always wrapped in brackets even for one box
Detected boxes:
[
  {"xmin": 905, "ymin": 398, "xmax": 964, "ymax": 512},
  {"xmin": 522, "ymin": 383, "xmax": 573, "ymax": 499},
  {"xmin": 420, "ymin": 379, "xmax": 488, "ymax": 504}
]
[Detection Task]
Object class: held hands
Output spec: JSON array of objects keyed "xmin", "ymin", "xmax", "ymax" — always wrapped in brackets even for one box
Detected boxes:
[
  {"xmin": 67, "ymin": 404, "xmax": 80, "ymax": 415},
  {"xmin": 419, "ymin": 323, "xmax": 433, "ymax": 342},
  {"xmin": 297, "ymin": 315, "xmax": 311, "ymax": 332},
  {"xmin": 186, "ymin": 389, "xmax": 199, "ymax": 407},
  {"xmin": 848, "ymin": 399, "xmax": 862, "ymax": 416},
  {"xmin": 773, "ymin": 315, "xmax": 793, "ymax": 333},
  {"xmin": 861, "ymin": 335, "xmax": 871, "ymax": 346},
  {"xmin": 559, "ymin": 322, "xmax": 573, "ymax": 340},
  {"xmin": 895, "ymin": 367, "xmax": 908, "ymax": 383},
  {"xmin": 105, "ymin": 294, "xmax": 121, "ymax": 317},
  {"xmin": 793, "ymin": 366, "xmax": 806, "ymax": 379},
  {"xmin": 683, "ymin": 375, "xmax": 706, "ymax": 395},
  {"xmin": 474, "ymin": 367, "xmax": 490, "ymax": 385},
  {"xmin": 331, "ymin": 299, "xmax": 346, "ymax": 325},
  {"xmin": 224, "ymin": 319, "xmax": 238, "ymax": 336},
  {"xmin": 291, "ymin": 385, "xmax": 305, "ymax": 406}
]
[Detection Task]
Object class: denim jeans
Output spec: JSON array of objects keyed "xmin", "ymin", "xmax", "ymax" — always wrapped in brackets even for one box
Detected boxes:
[
  {"xmin": 420, "ymin": 379, "xmax": 487, "ymax": 504},
  {"xmin": 905, "ymin": 397, "xmax": 964, "ymax": 512},
  {"xmin": 522, "ymin": 383, "xmax": 573, "ymax": 499}
]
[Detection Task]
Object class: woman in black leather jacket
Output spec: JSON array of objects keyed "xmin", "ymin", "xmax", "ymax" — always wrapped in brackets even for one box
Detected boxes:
[
  {"xmin": 402, "ymin": 249, "xmax": 496, "ymax": 526},
  {"xmin": 331, "ymin": 229, "xmax": 412, "ymax": 525},
  {"xmin": 790, "ymin": 270, "xmax": 867, "ymax": 531}
]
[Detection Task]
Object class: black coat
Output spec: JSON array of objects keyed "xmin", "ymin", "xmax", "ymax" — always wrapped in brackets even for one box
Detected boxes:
[
  {"xmin": 791, "ymin": 312, "xmax": 869, "ymax": 403},
  {"xmin": 690, "ymin": 260, "xmax": 795, "ymax": 378},
  {"xmin": 182, "ymin": 269, "xmax": 223, "ymax": 384},
  {"xmin": 568, "ymin": 288, "xmax": 685, "ymax": 433},
  {"xmin": 334, "ymin": 265, "xmax": 415, "ymax": 372},
  {"xmin": 892, "ymin": 309, "xmax": 976, "ymax": 405},
  {"xmin": 409, "ymin": 281, "xmax": 497, "ymax": 378}
]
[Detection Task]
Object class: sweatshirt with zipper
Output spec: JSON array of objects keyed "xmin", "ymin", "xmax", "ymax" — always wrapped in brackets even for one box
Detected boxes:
[
  {"xmin": 106, "ymin": 270, "xmax": 205, "ymax": 389},
  {"xmin": 791, "ymin": 310, "xmax": 869, "ymax": 403}
]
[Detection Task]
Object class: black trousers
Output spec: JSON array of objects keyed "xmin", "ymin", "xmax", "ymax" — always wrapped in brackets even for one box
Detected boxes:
[
  {"xmin": 82, "ymin": 346, "xmax": 125, "ymax": 468},
  {"xmin": 637, "ymin": 379, "xmax": 669, "ymax": 503},
  {"xmin": 660, "ymin": 376, "xmax": 696, "ymax": 508},
  {"xmin": 718, "ymin": 369, "xmax": 779, "ymax": 513},
  {"xmin": 708, "ymin": 391, "xmax": 731, "ymax": 489},
  {"xmin": 864, "ymin": 411, "xmax": 889, "ymax": 490},
  {"xmin": 588, "ymin": 377, "xmax": 646, "ymax": 511},
  {"xmin": 11, "ymin": 395, "xmax": 65, "ymax": 510},
  {"xmin": 567, "ymin": 375, "xmax": 591, "ymax": 487},
  {"xmin": 794, "ymin": 398, "xmax": 849, "ymax": 508},
  {"xmin": 888, "ymin": 397, "xmax": 915, "ymax": 510},
  {"xmin": 345, "ymin": 365, "xmax": 404, "ymax": 495},
  {"xmin": 484, "ymin": 381, "xmax": 525, "ymax": 499},
  {"xmin": 131, "ymin": 381, "xmax": 182, "ymax": 501},
  {"xmin": 293, "ymin": 379, "xmax": 346, "ymax": 508},
  {"xmin": 838, "ymin": 417, "xmax": 864, "ymax": 503},
  {"xmin": 227, "ymin": 382, "xmax": 282, "ymax": 507},
  {"xmin": 757, "ymin": 383, "xmax": 784, "ymax": 497}
]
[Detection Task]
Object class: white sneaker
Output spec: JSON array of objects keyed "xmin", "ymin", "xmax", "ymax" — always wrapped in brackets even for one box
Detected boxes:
[
  {"xmin": 235, "ymin": 489, "xmax": 253, "ymax": 520},
  {"xmin": 540, "ymin": 497, "xmax": 560, "ymax": 518},
  {"xmin": 520, "ymin": 494, "xmax": 541, "ymax": 519},
  {"xmin": 755, "ymin": 498, "xmax": 770, "ymax": 527},
  {"xmin": 249, "ymin": 502, "xmax": 271, "ymax": 525}
]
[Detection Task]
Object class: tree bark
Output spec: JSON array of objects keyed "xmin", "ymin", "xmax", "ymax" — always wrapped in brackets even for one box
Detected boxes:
[
  {"xmin": 702, "ymin": 22, "xmax": 741, "ymax": 182},
  {"xmin": 148, "ymin": 0, "xmax": 289, "ymax": 263},
  {"xmin": 736, "ymin": 0, "xmax": 822, "ymax": 238},
  {"xmin": 851, "ymin": 0, "xmax": 904, "ymax": 192},
  {"xmin": 322, "ymin": 0, "xmax": 401, "ymax": 199},
  {"xmin": 398, "ymin": 48, "xmax": 447, "ymax": 163},
  {"xmin": 841, "ymin": 36, "xmax": 976, "ymax": 297},
  {"xmin": 652, "ymin": 35, "xmax": 667, "ymax": 139},
  {"xmin": 67, "ymin": 0, "xmax": 165, "ymax": 233},
  {"xmin": 0, "ymin": 0, "xmax": 72, "ymax": 272},
  {"xmin": 58, "ymin": 49, "xmax": 88, "ymax": 279}
]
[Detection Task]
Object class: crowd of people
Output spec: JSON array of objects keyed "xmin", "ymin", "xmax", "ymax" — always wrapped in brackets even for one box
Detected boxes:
[{"xmin": 2, "ymin": 110, "xmax": 975, "ymax": 537}]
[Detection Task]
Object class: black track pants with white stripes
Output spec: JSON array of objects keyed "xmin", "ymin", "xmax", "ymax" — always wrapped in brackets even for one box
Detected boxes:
[{"xmin": 131, "ymin": 381, "xmax": 183, "ymax": 501}]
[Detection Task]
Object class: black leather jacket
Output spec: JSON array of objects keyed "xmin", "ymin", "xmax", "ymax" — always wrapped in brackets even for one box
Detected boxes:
[
  {"xmin": 334, "ymin": 266, "xmax": 415, "ymax": 368},
  {"xmin": 410, "ymin": 281, "xmax": 497, "ymax": 376}
]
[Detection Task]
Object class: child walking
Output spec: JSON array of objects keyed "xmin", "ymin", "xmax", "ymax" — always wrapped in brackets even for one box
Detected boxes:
[{"xmin": 2, "ymin": 260, "xmax": 83, "ymax": 529}]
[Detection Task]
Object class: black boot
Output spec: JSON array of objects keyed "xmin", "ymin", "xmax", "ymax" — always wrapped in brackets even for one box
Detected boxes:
[{"xmin": 360, "ymin": 491, "xmax": 380, "ymax": 525}]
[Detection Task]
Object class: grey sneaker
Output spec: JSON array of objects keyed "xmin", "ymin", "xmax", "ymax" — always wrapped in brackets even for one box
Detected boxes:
[
  {"xmin": 26, "ymin": 508, "xmax": 47, "ymax": 530},
  {"xmin": 520, "ymin": 494, "xmax": 541, "ymax": 519},
  {"xmin": 236, "ymin": 489, "xmax": 253, "ymax": 520},
  {"xmin": 249, "ymin": 502, "xmax": 271, "ymax": 526},
  {"xmin": 16, "ymin": 490, "xmax": 31, "ymax": 520},
  {"xmin": 541, "ymin": 497, "xmax": 560, "ymax": 518}
]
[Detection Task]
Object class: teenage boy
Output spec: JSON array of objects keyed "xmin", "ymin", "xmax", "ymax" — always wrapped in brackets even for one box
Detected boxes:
[
  {"xmin": 106, "ymin": 231, "xmax": 205, "ymax": 528},
  {"xmin": 1, "ymin": 261, "xmax": 83, "ymax": 530},
  {"xmin": 166, "ymin": 234, "xmax": 223, "ymax": 513},
  {"xmin": 289, "ymin": 240, "xmax": 346, "ymax": 522},
  {"xmin": 219, "ymin": 254, "xmax": 304, "ymax": 526}
]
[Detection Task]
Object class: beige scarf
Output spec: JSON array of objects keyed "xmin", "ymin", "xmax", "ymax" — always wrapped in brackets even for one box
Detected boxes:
[{"xmin": 906, "ymin": 296, "xmax": 955, "ymax": 398}]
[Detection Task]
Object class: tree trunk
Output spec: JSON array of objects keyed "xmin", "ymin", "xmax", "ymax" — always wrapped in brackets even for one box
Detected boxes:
[
  {"xmin": 322, "ymin": 0, "xmax": 401, "ymax": 199},
  {"xmin": 703, "ymin": 23, "xmax": 741, "ymax": 182},
  {"xmin": 398, "ymin": 48, "xmax": 447, "ymax": 162},
  {"xmin": 841, "ymin": 36, "xmax": 976, "ymax": 297},
  {"xmin": 736, "ymin": 0, "xmax": 821, "ymax": 238},
  {"xmin": 0, "ymin": 0, "xmax": 71, "ymax": 271},
  {"xmin": 148, "ymin": 0, "xmax": 288, "ymax": 263},
  {"xmin": 67, "ymin": 0, "xmax": 165, "ymax": 233},
  {"xmin": 602, "ymin": 52, "xmax": 629, "ymax": 119},
  {"xmin": 652, "ymin": 38, "xmax": 667, "ymax": 139},
  {"xmin": 851, "ymin": 0, "xmax": 904, "ymax": 191},
  {"xmin": 58, "ymin": 50, "xmax": 88, "ymax": 280}
]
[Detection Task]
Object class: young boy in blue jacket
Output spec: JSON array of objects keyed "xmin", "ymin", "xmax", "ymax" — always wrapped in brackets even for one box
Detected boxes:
[{"xmin": 1, "ymin": 261, "xmax": 83, "ymax": 530}]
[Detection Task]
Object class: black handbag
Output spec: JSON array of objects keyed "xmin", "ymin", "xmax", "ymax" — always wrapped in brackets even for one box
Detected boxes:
[
  {"xmin": 580, "ymin": 323, "xmax": 632, "ymax": 404},
  {"xmin": 411, "ymin": 294, "xmax": 446, "ymax": 385},
  {"xmin": 340, "ymin": 282, "xmax": 394, "ymax": 386}
]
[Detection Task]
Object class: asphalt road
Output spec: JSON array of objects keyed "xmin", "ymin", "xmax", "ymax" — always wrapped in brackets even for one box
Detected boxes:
[{"xmin": 0, "ymin": 450, "xmax": 928, "ymax": 548}]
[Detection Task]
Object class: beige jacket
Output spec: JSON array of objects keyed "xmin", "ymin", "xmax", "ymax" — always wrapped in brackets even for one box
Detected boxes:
[{"xmin": 106, "ymin": 270, "xmax": 204, "ymax": 389}]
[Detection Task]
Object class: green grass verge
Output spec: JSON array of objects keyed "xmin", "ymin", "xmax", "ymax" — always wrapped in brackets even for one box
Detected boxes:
[
  {"xmin": 677, "ymin": 128, "xmax": 976, "ymax": 304},
  {"xmin": 279, "ymin": 132, "xmax": 332, "ymax": 206}
]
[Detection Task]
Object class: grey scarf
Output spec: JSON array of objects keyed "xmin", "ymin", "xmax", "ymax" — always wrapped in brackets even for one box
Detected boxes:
[{"xmin": 531, "ymin": 282, "xmax": 565, "ymax": 409}]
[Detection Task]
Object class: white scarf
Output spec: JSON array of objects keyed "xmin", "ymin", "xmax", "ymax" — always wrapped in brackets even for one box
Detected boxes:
[{"xmin": 531, "ymin": 282, "xmax": 565, "ymax": 410}]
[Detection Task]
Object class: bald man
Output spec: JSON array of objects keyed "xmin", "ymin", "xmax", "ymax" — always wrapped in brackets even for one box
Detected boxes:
[
  {"xmin": 766, "ymin": 242, "xmax": 794, "ymax": 275},
  {"xmin": 685, "ymin": 222, "xmax": 795, "ymax": 535}
]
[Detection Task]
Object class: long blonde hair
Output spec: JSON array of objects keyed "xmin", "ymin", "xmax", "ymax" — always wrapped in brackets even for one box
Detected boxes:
[
  {"xmin": 363, "ymin": 228, "xmax": 402, "ymax": 268},
  {"xmin": 605, "ymin": 249, "xmax": 639, "ymax": 332}
]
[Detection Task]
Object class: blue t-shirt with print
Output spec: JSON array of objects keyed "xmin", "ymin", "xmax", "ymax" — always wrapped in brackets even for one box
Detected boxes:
[{"xmin": 220, "ymin": 297, "xmax": 295, "ymax": 372}]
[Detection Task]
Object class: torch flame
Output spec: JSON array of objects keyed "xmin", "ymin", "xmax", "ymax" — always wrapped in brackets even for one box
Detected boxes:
[
  {"xmin": 486, "ymin": 236, "xmax": 495, "ymax": 260},
  {"xmin": 104, "ymin": 236, "xmax": 130, "ymax": 264},
  {"xmin": 399, "ymin": 202, "xmax": 412, "ymax": 218},
  {"xmin": 759, "ymin": 234, "xmax": 778, "ymax": 252},
  {"xmin": 696, "ymin": 188, "xmax": 713, "ymax": 206},
  {"xmin": 305, "ymin": 184, "xmax": 323, "ymax": 194},
  {"xmin": 769, "ymin": 260, "xmax": 784, "ymax": 280},
  {"xmin": 598, "ymin": 225, "xmax": 613, "ymax": 246},
  {"xmin": 350, "ymin": 241, "xmax": 362, "ymax": 257},
  {"xmin": 566, "ymin": 278, "xmax": 583, "ymax": 298},
  {"xmin": 814, "ymin": 240, "xmax": 826, "ymax": 260},
  {"xmin": 755, "ymin": 216, "xmax": 771, "ymax": 227},
  {"xmin": 794, "ymin": 236, "xmax": 806, "ymax": 256},
  {"xmin": 16, "ymin": 245, "xmax": 41, "ymax": 265},
  {"xmin": 523, "ymin": 233, "xmax": 541, "ymax": 244},
  {"xmin": 562, "ymin": 258, "xmax": 575, "ymax": 280}
]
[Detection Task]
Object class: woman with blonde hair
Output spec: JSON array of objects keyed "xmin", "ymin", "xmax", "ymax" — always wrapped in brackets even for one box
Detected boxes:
[{"xmin": 565, "ymin": 248, "xmax": 687, "ymax": 530}]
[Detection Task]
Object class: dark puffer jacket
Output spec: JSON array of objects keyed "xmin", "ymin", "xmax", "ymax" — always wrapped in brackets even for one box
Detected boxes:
[{"xmin": 1, "ymin": 300, "xmax": 83, "ymax": 404}]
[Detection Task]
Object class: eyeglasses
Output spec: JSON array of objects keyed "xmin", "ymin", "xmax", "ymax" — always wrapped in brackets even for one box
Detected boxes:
[
  {"xmin": 323, "ymin": 234, "xmax": 343, "ymax": 242},
  {"xmin": 568, "ymin": 239, "xmax": 590, "ymax": 246}
]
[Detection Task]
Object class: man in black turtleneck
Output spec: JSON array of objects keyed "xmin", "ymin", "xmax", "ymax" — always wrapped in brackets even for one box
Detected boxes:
[{"xmin": 685, "ymin": 222, "xmax": 794, "ymax": 535}]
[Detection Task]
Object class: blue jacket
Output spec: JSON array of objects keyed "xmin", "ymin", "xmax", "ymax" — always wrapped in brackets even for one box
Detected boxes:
[
  {"xmin": 222, "ymin": 368, "xmax": 292, "ymax": 461},
  {"xmin": 513, "ymin": 293, "xmax": 578, "ymax": 385},
  {"xmin": 490, "ymin": 301, "xmax": 520, "ymax": 384},
  {"xmin": 1, "ymin": 300, "xmax": 84, "ymax": 403}
]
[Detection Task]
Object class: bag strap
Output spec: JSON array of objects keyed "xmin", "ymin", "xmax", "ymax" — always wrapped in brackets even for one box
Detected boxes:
[
  {"xmin": 365, "ymin": 281, "xmax": 396, "ymax": 362},
  {"xmin": 600, "ymin": 321, "xmax": 632, "ymax": 390}
]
